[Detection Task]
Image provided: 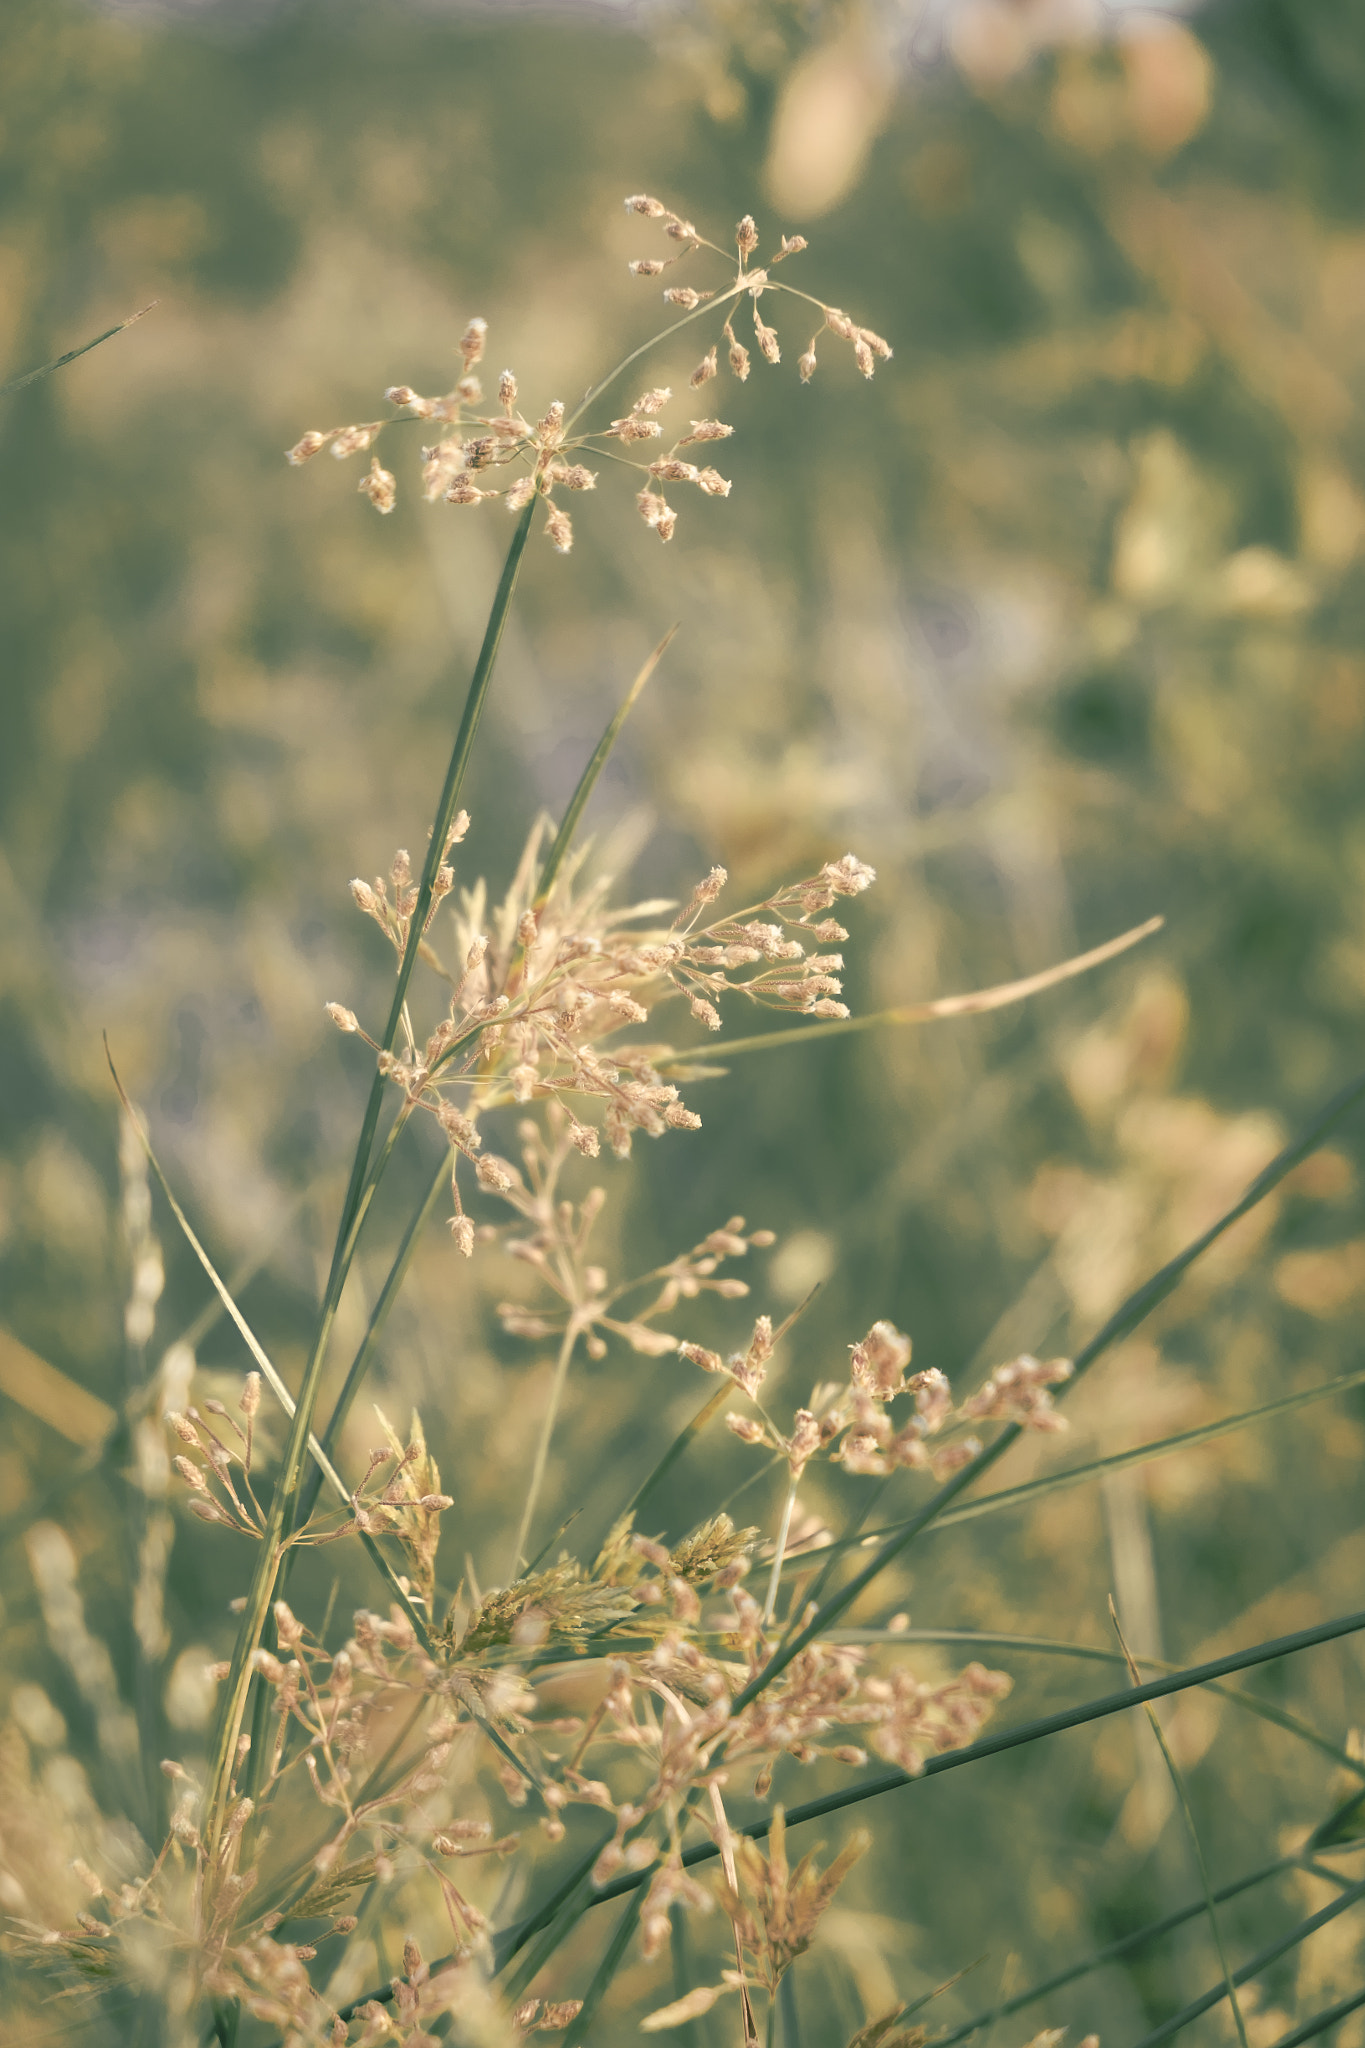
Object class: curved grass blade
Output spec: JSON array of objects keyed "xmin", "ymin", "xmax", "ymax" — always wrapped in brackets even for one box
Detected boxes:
[
  {"xmin": 737, "ymin": 1064, "xmax": 1365, "ymax": 1712},
  {"xmin": 560, "ymin": 1890, "xmax": 644, "ymax": 2048},
  {"xmin": 1109, "ymin": 1599, "xmax": 1250, "ymax": 2048},
  {"xmin": 108, "ymin": 1053, "xmax": 439, "ymax": 1652},
  {"xmin": 0, "ymin": 303, "xmax": 156, "ymax": 398},
  {"xmin": 1128, "ymin": 1874, "xmax": 1365, "ymax": 2048},
  {"xmin": 659, "ymin": 916, "xmax": 1164, "ymax": 1069},
  {"xmin": 931, "ymin": 1852, "xmax": 1296, "ymax": 2048},
  {"xmin": 107, "ymin": 1044, "xmax": 348, "ymax": 1504},
  {"xmin": 106, "ymin": 1048, "xmax": 442, "ymax": 1843},
  {"xmin": 534, "ymin": 625, "xmax": 677, "ymax": 914},
  {"xmin": 296, "ymin": 1150, "xmax": 448, "ymax": 1523},
  {"xmin": 1265, "ymin": 1987, "xmax": 1365, "ymax": 2048}
]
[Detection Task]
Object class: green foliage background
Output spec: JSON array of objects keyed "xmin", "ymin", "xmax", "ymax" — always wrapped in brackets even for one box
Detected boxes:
[{"xmin": 4, "ymin": 0, "xmax": 1365, "ymax": 2039}]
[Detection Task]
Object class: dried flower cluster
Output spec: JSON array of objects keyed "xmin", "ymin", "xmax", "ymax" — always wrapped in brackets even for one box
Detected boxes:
[
  {"xmin": 5, "ymin": 191, "xmax": 1130, "ymax": 2048},
  {"xmin": 286, "ymin": 196, "xmax": 889, "ymax": 549},
  {"xmin": 29, "ymin": 1355, "xmax": 1018, "ymax": 2044},
  {"xmin": 329, "ymin": 816, "xmax": 875, "ymax": 1245},
  {"xmin": 701, "ymin": 1318, "xmax": 1075, "ymax": 1483}
]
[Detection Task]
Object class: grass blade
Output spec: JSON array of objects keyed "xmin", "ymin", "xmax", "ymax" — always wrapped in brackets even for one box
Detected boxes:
[
  {"xmin": 534, "ymin": 625, "xmax": 677, "ymax": 914},
  {"xmin": 344, "ymin": 1611, "xmax": 1365, "ymax": 2046},
  {"xmin": 733, "ymin": 1065, "xmax": 1365, "ymax": 1713},
  {"xmin": 930, "ymin": 1853, "xmax": 1296, "ymax": 2048},
  {"xmin": 659, "ymin": 916, "xmax": 1165, "ymax": 1067},
  {"xmin": 295, "ymin": 1152, "xmax": 448, "ymax": 1522},
  {"xmin": 0, "ymin": 303, "xmax": 156, "ymax": 397},
  {"xmin": 106, "ymin": 1044, "xmax": 348, "ymax": 1503},
  {"xmin": 306, "ymin": 500, "xmax": 536, "ymax": 1490},
  {"xmin": 560, "ymin": 1890, "xmax": 645, "ymax": 2048},
  {"xmin": 107, "ymin": 1052, "xmax": 439, "ymax": 1655},
  {"xmin": 193, "ymin": 512, "xmax": 535, "ymax": 1850},
  {"xmin": 586, "ymin": 1604, "xmax": 1365, "ymax": 1904},
  {"xmin": 1265, "ymin": 1987, "xmax": 1365, "ymax": 2048},
  {"xmin": 1109, "ymin": 1598, "xmax": 1250, "ymax": 2048},
  {"xmin": 1128, "ymin": 1874, "xmax": 1365, "ymax": 2048}
]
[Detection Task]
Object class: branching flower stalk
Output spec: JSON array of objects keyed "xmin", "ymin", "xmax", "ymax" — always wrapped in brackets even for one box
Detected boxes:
[{"xmin": 10, "ymin": 196, "xmax": 1215, "ymax": 2048}]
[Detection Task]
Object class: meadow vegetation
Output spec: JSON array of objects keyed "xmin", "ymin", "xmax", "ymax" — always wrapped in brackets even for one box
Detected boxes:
[{"xmin": 3, "ymin": 2, "xmax": 1365, "ymax": 2043}]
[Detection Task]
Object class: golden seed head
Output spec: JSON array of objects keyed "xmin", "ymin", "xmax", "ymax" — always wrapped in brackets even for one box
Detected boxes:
[
  {"xmin": 798, "ymin": 345, "xmax": 818, "ymax": 384},
  {"xmin": 606, "ymin": 414, "xmax": 662, "ymax": 442},
  {"xmin": 690, "ymin": 346, "xmax": 718, "ymax": 388},
  {"xmin": 459, "ymin": 317, "xmax": 488, "ymax": 366},
  {"xmin": 536, "ymin": 399, "xmax": 565, "ymax": 445},
  {"xmin": 498, "ymin": 368, "xmax": 517, "ymax": 406},
  {"xmin": 331, "ymin": 421, "xmax": 385, "ymax": 458},
  {"xmin": 754, "ymin": 310, "xmax": 781, "ymax": 365},
  {"xmin": 545, "ymin": 503, "xmax": 574, "ymax": 554},
  {"xmin": 624, "ymin": 193, "xmax": 667, "ymax": 216},
  {"xmin": 285, "ymin": 429, "xmax": 330, "ymax": 465},
  {"xmin": 736, "ymin": 214, "xmax": 760, "ymax": 258},
  {"xmin": 629, "ymin": 258, "xmax": 665, "ymax": 276},
  {"xmin": 448, "ymin": 1215, "xmax": 475, "ymax": 1257},
  {"xmin": 358, "ymin": 456, "xmax": 396, "ymax": 513}
]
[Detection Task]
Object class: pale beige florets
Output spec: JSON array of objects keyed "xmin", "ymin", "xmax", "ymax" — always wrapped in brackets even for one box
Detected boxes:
[{"xmin": 288, "ymin": 195, "xmax": 885, "ymax": 549}]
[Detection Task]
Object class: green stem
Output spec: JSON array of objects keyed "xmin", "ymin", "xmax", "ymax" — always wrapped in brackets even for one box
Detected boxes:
[
  {"xmin": 1129, "ymin": 1875, "xmax": 1365, "ymax": 2048},
  {"xmin": 509, "ymin": 1321, "xmax": 580, "ymax": 1579},
  {"xmin": 762, "ymin": 1475, "xmax": 799, "ymax": 1628},
  {"xmin": 565, "ymin": 288, "xmax": 746, "ymax": 433},
  {"xmin": 316, "ymin": 498, "xmax": 535, "ymax": 1360},
  {"xmin": 0, "ymin": 303, "xmax": 156, "ymax": 397},
  {"xmin": 584, "ymin": 1604, "xmax": 1365, "ymax": 1907},
  {"xmin": 1111, "ymin": 1603, "xmax": 1250, "ymax": 2048},
  {"xmin": 559, "ymin": 1890, "xmax": 645, "ymax": 2048},
  {"xmin": 930, "ymin": 1853, "xmax": 1296, "ymax": 2047},
  {"xmin": 208, "ymin": 507, "xmax": 535, "ymax": 1854},
  {"xmin": 295, "ymin": 1151, "xmax": 448, "ymax": 1523}
]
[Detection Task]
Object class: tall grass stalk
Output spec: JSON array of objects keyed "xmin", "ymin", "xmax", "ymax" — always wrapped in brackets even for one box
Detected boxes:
[{"xmin": 12, "ymin": 197, "xmax": 1365, "ymax": 2048}]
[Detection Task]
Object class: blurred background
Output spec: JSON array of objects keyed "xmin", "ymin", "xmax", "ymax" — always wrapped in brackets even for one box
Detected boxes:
[{"xmin": 4, "ymin": 0, "xmax": 1365, "ymax": 2039}]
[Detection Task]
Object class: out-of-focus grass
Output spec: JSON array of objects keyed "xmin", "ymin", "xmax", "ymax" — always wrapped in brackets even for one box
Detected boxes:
[{"xmin": 3, "ymin": 0, "xmax": 1365, "ymax": 2038}]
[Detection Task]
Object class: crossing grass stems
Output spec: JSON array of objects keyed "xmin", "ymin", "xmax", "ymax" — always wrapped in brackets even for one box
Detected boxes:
[{"xmin": 7, "ymin": 198, "xmax": 1365, "ymax": 2048}]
